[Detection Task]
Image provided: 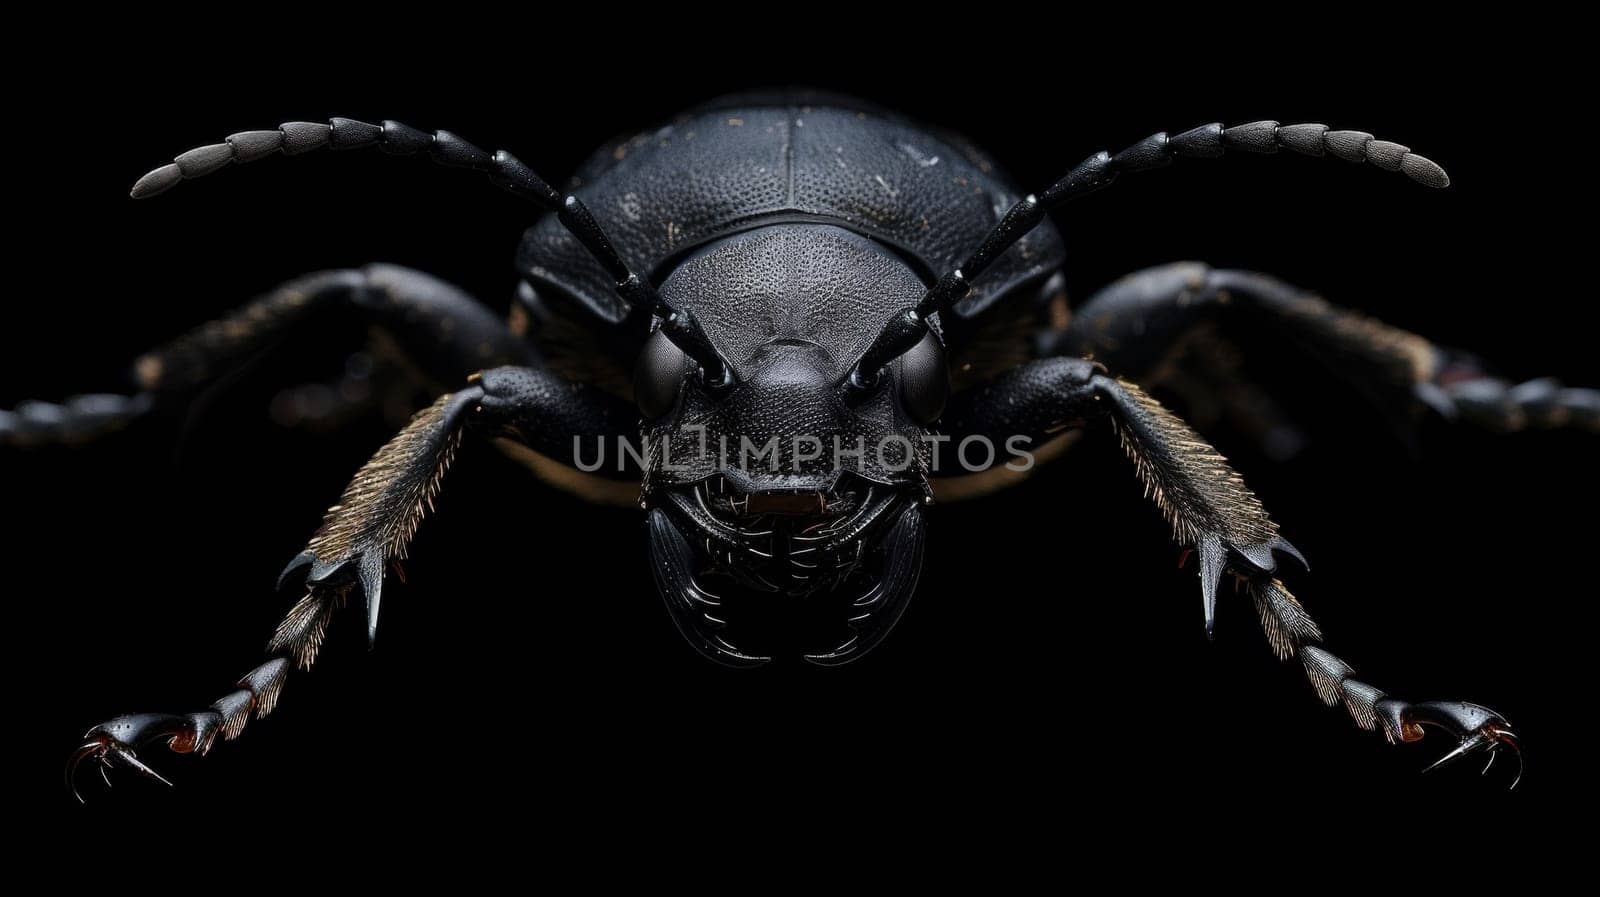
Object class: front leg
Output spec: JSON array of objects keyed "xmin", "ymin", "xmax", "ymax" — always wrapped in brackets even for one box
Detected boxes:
[
  {"xmin": 944, "ymin": 357, "xmax": 1301, "ymax": 635},
  {"xmin": 941, "ymin": 357, "xmax": 1520, "ymax": 783},
  {"xmin": 69, "ymin": 366, "xmax": 635, "ymax": 800}
]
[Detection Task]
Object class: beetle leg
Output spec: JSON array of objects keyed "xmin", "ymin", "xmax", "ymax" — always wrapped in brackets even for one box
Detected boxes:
[
  {"xmin": 945, "ymin": 357, "xmax": 1307, "ymax": 635},
  {"xmin": 268, "ymin": 334, "xmax": 433, "ymax": 432},
  {"xmin": 4, "ymin": 265, "xmax": 530, "ymax": 448},
  {"xmin": 277, "ymin": 364, "xmax": 637, "ymax": 648},
  {"xmin": 942, "ymin": 356, "xmax": 1520, "ymax": 783},
  {"xmin": 1416, "ymin": 366, "xmax": 1599, "ymax": 433},
  {"xmin": 1095, "ymin": 375, "xmax": 1311, "ymax": 637},
  {"xmin": 68, "ymin": 661, "xmax": 285, "ymax": 803},
  {"xmin": 71, "ymin": 368, "xmax": 636, "ymax": 798},
  {"xmin": 1049, "ymin": 262, "xmax": 1600, "ymax": 442},
  {"xmin": 276, "ymin": 388, "xmax": 482, "ymax": 647},
  {"xmin": 0, "ymin": 392, "xmax": 154, "ymax": 448},
  {"xmin": 72, "ymin": 387, "xmax": 476, "ymax": 800},
  {"xmin": 1247, "ymin": 577, "xmax": 1522, "ymax": 788},
  {"xmin": 71, "ymin": 388, "xmax": 474, "ymax": 800}
]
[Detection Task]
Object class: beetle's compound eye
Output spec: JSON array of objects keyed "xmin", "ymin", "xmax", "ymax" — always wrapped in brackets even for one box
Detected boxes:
[
  {"xmin": 634, "ymin": 328, "xmax": 692, "ymax": 419},
  {"xmin": 898, "ymin": 331, "xmax": 949, "ymax": 425}
]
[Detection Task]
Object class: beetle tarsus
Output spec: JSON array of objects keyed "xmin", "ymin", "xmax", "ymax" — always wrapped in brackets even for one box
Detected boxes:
[
  {"xmin": 1246, "ymin": 577, "xmax": 1524, "ymax": 788},
  {"xmin": 0, "ymin": 392, "xmax": 152, "ymax": 448},
  {"xmin": 68, "ymin": 713, "xmax": 195, "ymax": 803},
  {"xmin": 1052, "ymin": 263, "xmax": 1600, "ymax": 447},
  {"xmin": 1419, "ymin": 365, "xmax": 1600, "ymax": 433},
  {"xmin": 1405, "ymin": 702, "xmax": 1522, "ymax": 789}
]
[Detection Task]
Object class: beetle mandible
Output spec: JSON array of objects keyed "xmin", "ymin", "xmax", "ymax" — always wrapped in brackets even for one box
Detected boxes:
[{"xmin": 16, "ymin": 93, "xmax": 1595, "ymax": 798}]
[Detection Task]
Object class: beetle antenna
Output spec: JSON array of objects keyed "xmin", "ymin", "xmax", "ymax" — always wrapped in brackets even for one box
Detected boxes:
[
  {"xmin": 130, "ymin": 118, "xmax": 732, "ymax": 385},
  {"xmin": 849, "ymin": 121, "xmax": 1449, "ymax": 386}
]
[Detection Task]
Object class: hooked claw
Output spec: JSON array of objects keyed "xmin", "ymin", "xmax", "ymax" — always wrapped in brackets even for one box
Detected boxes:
[
  {"xmin": 69, "ymin": 735, "xmax": 176, "ymax": 805},
  {"xmin": 1377, "ymin": 699, "xmax": 1523, "ymax": 789},
  {"xmin": 66, "ymin": 711, "xmax": 218, "ymax": 803},
  {"xmin": 1419, "ymin": 726, "xmax": 1522, "ymax": 789}
]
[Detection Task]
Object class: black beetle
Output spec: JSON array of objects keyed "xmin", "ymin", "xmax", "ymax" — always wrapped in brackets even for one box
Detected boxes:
[{"xmin": 16, "ymin": 92, "xmax": 1594, "ymax": 798}]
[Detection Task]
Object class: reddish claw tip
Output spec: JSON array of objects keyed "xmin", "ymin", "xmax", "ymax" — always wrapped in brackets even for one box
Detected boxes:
[{"xmin": 1406, "ymin": 702, "xmax": 1522, "ymax": 790}]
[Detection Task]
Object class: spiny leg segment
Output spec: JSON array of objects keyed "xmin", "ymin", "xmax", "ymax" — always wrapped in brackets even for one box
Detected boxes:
[
  {"xmin": 1119, "ymin": 376, "xmax": 1521, "ymax": 783},
  {"xmin": 69, "ymin": 364, "xmax": 637, "ymax": 800},
  {"xmin": 940, "ymin": 356, "xmax": 1521, "ymax": 784},
  {"xmin": 68, "ymin": 389, "xmax": 477, "ymax": 801}
]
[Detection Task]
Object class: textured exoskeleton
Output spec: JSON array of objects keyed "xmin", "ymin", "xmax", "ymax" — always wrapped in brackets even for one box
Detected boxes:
[{"xmin": 18, "ymin": 93, "xmax": 1593, "ymax": 799}]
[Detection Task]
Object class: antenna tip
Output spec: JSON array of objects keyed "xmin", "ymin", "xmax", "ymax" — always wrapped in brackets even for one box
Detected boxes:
[
  {"xmin": 130, "ymin": 163, "xmax": 182, "ymax": 199},
  {"xmin": 1401, "ymin": 153, "xmax": 1450, "ymax": 189}
]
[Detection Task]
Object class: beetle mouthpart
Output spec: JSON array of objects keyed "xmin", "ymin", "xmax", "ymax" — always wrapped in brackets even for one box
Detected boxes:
[
  {"xmin": 803, "ymin": 501, "xmax": 925, "ymax": 666},
  {"xmin": 650, "ymin": 476, "xmax": 927, "ymax": 664},
  {"xmin": 648, "ymin": 508, "xmax": 771, "ymax": 667},
  {"xmin": 743, "ymin": 490, "xmax": 828, "ymax": 516},
  {"xmin": 663, "ymin": 474, "xmax": 904, "ymax": 595}
]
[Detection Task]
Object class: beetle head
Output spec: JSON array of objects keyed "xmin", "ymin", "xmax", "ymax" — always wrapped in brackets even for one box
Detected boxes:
[{"xmin": 636, "ymin": 224, "xmax": 946, "ymax": 665}]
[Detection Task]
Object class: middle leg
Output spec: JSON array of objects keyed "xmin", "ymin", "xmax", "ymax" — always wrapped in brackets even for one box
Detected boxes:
[
  {"xmin": 1044, "ymin": 262, "xmax": 1599, "ymax": 440},
  {"xmin": 4, "ymin": 264, "xmax": 533, "ymax": 447}
]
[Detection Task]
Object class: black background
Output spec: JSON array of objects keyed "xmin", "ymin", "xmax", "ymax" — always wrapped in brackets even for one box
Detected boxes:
[{"xmin": 9, "ymin": 21, "xmax": 1595, "ymax": 844}]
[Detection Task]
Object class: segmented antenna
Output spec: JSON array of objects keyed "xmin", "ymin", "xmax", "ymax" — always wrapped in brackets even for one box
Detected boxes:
[
  {"xmin": 131, "ymin": 118, "xmax": 731, "ymax": 385},
  {"xmin": 849, "ymin": 121, "xmax": 1450, "ymax": 387}
]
